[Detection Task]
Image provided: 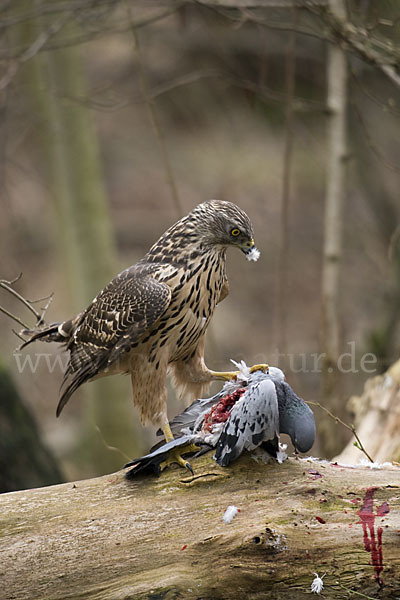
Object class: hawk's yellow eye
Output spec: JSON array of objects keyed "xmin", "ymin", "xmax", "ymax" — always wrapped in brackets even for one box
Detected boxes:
[{"xmin": 231, "ymin": 228, "xmax": 241, "ymax": 237}]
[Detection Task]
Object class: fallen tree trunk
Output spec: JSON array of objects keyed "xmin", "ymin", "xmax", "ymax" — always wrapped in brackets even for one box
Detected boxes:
[{"xmin": 1, "ymin": 453, "xmax": 399, "ymax": 600}]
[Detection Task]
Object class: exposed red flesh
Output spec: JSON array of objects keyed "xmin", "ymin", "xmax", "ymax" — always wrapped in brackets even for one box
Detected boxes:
[{"xmin": 203, "ymin": 388, "xmax": 246, "ymax": 432}]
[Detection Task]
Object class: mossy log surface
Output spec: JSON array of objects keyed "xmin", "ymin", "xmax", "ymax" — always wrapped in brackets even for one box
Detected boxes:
[{"xmin": 1, "ymin": 454, "xmax": 400, "ymax": 600}]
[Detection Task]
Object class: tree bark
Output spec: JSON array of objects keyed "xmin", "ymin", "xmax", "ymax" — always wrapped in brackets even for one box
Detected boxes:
[{"xmin": 1, "ymin": 453, "xmax": 399, "ymax": 600}]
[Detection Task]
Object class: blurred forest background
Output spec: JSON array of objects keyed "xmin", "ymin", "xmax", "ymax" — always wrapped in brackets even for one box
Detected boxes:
[{"xmin": 0, "ymin": 0, "xmax": 399, "ymax": 491}]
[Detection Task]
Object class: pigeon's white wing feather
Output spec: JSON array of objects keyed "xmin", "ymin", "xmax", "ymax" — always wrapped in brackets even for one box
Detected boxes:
[{"xmin": 214, "ymin": 379, "xmax": 279, "ymax": 466}]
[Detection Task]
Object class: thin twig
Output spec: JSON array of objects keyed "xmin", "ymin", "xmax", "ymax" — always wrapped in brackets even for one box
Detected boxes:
[
  {"xmin": 351, "ymin": 98, "xmax": 400, "ymax": 174},
  {"xmin": 3, "ymin": 272, "xmax": 22, "ymax": 285},
  {"xmin": 0, "ymin": 275, "xmax": 54, "ymax": 329},
  {"xmin": 306, "ymin": 400, "xmax": 374, "ymax": 463},
  {"xmin": 38, "ymin": 293, "xmax": 54, "ymax": 326},
  {"xmin": 335, "ymin": 580, "xmax": 379, "ymax": 599},
  {"xmin": 350, "ymin": 68, "xmax": 400, "ymax": 117},
  {"xmin": 93, "ymin": 425, "xmax": 132, "ymax": 463},
  {"xmin": 0, "ymin": 277, "xmax": 42, "ymax": 321},
  {"xmin": 0, "ymin": 12, "xmax": 71, "ymax": 91},
  {"xmin": 12, "ymin": 329, "xmax": 28, "ymax": 343},
  {"xmin": 26, "ymin": 292, "xmax": 54, "ymax": 304},
  {"xmin": 0, "ymin": 305, "xmax": 29, "ymax": 329}
]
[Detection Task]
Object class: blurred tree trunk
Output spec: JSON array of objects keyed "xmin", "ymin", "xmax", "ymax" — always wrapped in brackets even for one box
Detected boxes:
[
  {"xmin": 351, "ymin": 124, "xmax": 400, "ymax": 372},
  {"xmin": 367, "ymin": 224, "xmax": 400, "ymax": 374},
  {"xmin": 17, "ymin": 4, "xmax": 142, "ymax": 475},
  {"xmin": 0, "ymin": 361, "xmax": 63, "ymax": 493},
  {"xmin": 320, "ymin": 0, "xmax": 348, "ymax": 457},
  {"xmin": 276, "ymin": 8, "xmax": 297, "ymax": 359},
  {"xmin": 335, "ymin": 358, "xmax": 400, "ymax": 464},
  {"xmin": 1, "ymin": 455, "xmax": 399, "ymax": 599}
]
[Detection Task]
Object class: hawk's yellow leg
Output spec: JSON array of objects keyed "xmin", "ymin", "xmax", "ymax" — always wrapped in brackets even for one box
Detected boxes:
[
  {"xmin": 160, "ymin": 423, "xmax": 200, "ymax": 474},
  {"xmin": 210, "ymin": 363, "xmax": 269, "ymax": 381}
]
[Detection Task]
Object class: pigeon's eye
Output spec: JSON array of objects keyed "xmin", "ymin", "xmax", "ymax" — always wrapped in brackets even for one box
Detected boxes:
[{"xmin": 231, "ymin": 228, "xmax": 241, "ymax": 237}]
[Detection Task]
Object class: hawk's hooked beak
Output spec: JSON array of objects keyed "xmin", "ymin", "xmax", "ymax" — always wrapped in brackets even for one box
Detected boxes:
[{"xmin": 242, "ymin": 238, "xmax": 260, "ymax": 262}]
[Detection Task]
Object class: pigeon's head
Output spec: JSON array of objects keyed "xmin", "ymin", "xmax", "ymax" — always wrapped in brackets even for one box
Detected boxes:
[
  {"xmin": 290, "ymin": 407, "xmax": 316, "ymax": 453},
  {"xmin": 277, "ymin": 382, "xmax": 316, "ymax": 453}
]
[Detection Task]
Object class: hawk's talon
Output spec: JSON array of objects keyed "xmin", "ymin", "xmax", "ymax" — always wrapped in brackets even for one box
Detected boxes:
[
  {"xmin": 185, "ymin": 461, "xmax": 194, "ymax": 475},
  {"xmin": 159, "ymin": 443, "xmax": 200, "ymax": 473},
  {"xmin": 210, "ymin": 370, "xmax": 239, "ymax": 381},
  {"xmin": 159, "ymin": 423, "xmax": 199, "ymax": 472},
  {"xmin": 249, "ymin": 363, "xmax": 269, "ymax": 374},
  {"xmin": 210, "ymin": 363, "xmax": 269, "ymax": 382}
]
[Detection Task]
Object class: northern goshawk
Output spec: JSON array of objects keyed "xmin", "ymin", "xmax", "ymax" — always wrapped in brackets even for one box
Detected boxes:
[{"xmin": 22, "ymin": 200, "xmax": 266, "ymax": 469}]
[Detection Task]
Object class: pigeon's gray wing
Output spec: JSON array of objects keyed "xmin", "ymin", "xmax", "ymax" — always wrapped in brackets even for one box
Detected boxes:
[
  {"xmin": 156, "ymin": 390, "xmax": 224, "ymax": 439},
  {"xmin": 169, "ymin": 392, "xmax": 223, "ymax": 436},
  {"xmin": 275, "ymin": 381, "xmax": 315, "ymax": 453},
  {"xmin": 214, "ymin": 379, "xmax": 279, "ymax": 467}
]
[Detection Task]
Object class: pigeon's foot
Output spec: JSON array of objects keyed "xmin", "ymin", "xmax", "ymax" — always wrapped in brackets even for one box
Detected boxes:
[
  {"xmin": 161, "ymin": 423, "xmax": 199, "ymax": 473},
  {"xmin": 210, "ymin": 363, "xmax": 269, "ymax": 381}
]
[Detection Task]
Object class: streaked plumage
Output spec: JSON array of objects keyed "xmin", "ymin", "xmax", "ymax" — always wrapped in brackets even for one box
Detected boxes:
[
  {"xmin": 21, "ymin": 201, "xmax": 260, "ymax": 436},
  {"xmin": 124, "ymin": 365, "xmax": 316, "ymax": 477}
]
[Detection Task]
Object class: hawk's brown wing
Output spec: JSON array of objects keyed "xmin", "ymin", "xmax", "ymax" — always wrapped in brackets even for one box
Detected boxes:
[{"xmin": 57, "ymin": 267, "xmax": 171, "ymax": 416}]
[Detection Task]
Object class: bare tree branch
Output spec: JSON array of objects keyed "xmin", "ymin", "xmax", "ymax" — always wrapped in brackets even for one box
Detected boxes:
[
  {"xmin": 351, "ymin": 99, "xmax": 400, "ymax": 174},
  {"xmin": 191, "ymin": 1, "xmax": 400, "ymax": 89},
  {"xmin": 311, "ymin": 4, "xmax": 400, "ymax": 87},
  {"xmin": 0, "ymin": 275, "xmax": 54, "ymax": 336}
]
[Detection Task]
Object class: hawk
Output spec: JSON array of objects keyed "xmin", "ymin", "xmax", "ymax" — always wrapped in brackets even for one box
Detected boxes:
[
  {"xmin": 22, "ymin": 200, "xmax": 266, "ymax": 469},
  {"xmin": 124, "ymin": 364, "xmax": 316, "ymax": 477}
]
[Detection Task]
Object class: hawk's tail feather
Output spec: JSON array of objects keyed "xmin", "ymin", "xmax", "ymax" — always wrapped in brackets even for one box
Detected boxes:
[
  {"xmin": 57, "ymin": 371, "xmax": 85, "ymax": 417},
  {"xmin": 20, "ymin": 322, "xmax": 63, "ymax": 349},
  {"xmin": 57, "ymin": 368, "xmax": 92, "ymax": 417},
  {"xmin": 57, "ymin": 346, "xmax": 109, "ymax": 416},
  {"xmin": 20, "ymin": 319, "xmax": 74, "ymax": 349}
]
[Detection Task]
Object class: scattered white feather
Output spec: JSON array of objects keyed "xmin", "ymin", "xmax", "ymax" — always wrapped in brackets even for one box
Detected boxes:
[
  {"xmin": 276, "ymin": 443, "xmax": 288, "ymax": 464},
  {"xmin": 222, "ymin": 505, "xmax": 239, "ymax": 524},
  {"xmin": 357, "ymin": 458, "xmax": 393, "ymax": 469},
  {"xmin": 300, "ymin": 456, "xmax": 395, "ymax": 470},
  {"xmin": 311, "ymin": 573, "xmax": 325, "ymax": 594},
  {"xmin": 246, "ymin": 247, "xmax": 260, "ymax": 262},
  {"xmin": 202, "ymin": 422, "xmax": 224, "ymax": 446},
  {"xmin": 230, "ymin": 359, "xmax": 250, "ymax": 381}
]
